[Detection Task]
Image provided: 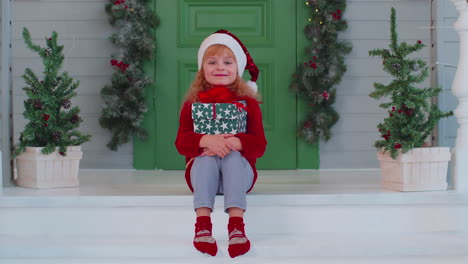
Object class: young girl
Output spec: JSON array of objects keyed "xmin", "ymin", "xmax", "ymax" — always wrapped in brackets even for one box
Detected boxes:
[{"xmin": 175, "ymin": 30, "xmax": 267, "ymax": 258}]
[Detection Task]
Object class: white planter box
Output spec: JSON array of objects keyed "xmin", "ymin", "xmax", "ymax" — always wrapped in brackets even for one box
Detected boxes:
[
  {"xmin": 15, "ymin": 146, "xmax": 83, "ymax": 189},
  {"xmin": 377, "ymin": 147, "xmax": 451, "ymax": 191}
]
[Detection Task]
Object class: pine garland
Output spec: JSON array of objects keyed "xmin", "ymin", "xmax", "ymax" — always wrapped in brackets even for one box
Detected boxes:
[
  {"xmin": 13, "ymin": 28, "xmax": 91, "ymax": 158},
  {"xmin": 100, "ymin": 0, "xmax": 158, "ymax": 150},
  {"xmin": 291, "ymin": 0, "xmax": 352, "ymax": 144},
  {"xmin": 369, "ymin": 8, "xmax": 453, "ymax": 159}
]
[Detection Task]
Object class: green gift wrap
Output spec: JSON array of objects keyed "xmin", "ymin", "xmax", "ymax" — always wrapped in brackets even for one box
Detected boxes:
[{"xmin": 191, "ymin": 101, "xmax": 247, "ymax": 135}]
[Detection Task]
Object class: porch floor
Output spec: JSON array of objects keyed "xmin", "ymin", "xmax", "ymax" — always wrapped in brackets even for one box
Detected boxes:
[{"xmin": 3, "ymin": 169, "xmax": 393, "ymax": 196}]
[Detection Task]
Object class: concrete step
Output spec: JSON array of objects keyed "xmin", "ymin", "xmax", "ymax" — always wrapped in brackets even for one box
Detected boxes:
[
  {"xmin": 1, "ymin": 232, "xmax": 468, "ymax": 259},
  {"xmin": 2, "ymin": 192, "xmax": 468, "ymax": 261},
  {"xmin": 1, "ymin": 256, "xmax": 468, "ymax": 264},
  {"xmin": 2, "ymin": 193, "xmax": 468, "ymax": 236}
]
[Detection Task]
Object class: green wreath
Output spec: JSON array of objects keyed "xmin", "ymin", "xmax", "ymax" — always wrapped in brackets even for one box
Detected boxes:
[
  {"xmin": 100, "ymin": 0, "xmax": 158, "ymax": 150},
  {"xmin": 291, "ymin": 0, "xmax": 351, "ymax": 144}
]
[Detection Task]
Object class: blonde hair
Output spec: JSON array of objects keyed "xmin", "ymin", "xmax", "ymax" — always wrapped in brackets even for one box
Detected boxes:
[{"xmin": 183, "ymin": 44, "xmax": 259, "ymax": 103}]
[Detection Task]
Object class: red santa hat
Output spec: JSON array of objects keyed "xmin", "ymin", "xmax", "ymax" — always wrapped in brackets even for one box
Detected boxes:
[{"xmin": 198, "ymin": 29, "xmax": 259, "ymax": 93}]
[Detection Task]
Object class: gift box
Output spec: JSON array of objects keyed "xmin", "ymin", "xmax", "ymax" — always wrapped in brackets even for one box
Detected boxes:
[{"xmin": 192, "ymin": 101, "xmax": 247, "ymax": 135}]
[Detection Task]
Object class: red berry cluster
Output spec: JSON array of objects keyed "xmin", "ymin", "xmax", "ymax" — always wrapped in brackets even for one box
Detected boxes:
[
  {"xmin": 114, "ymin": 0, "xmax": 128, "ymax": 8},
  {"xmin": 303, "ymin": 121, "xmax": 313, "ymax": 129},
  {"xmin": 389, "ymin": 106, "xmax": 414, "ymax": 117},
  {"xmin": 332, "ymin": 10, "xmax": 342, "ymax": 20},
  {"xmin": 43, "ymin": 114, "xmax": 50, "ymax": 127},
  {"xmin": 303, "ymin": 56, "xmax": 318, "ymax": 69},
  {"xmin": 321, "ymin": 90, "xmax": 329, "ymax": 100},
  {"xmin": 394, "ymin": 143, "xmax": 402, "ymax": 149},
  {"xmin": 111, "ymin": 60, "xmax": 129, "ymax": 72},
  {"xmin": 380, "ymin": 129, "xmax": 391, "ymax": 141}
]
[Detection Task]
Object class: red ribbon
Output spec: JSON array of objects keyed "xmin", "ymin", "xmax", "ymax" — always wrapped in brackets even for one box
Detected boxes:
[
  {"xmin": 198, "ymin": 86, "xmax": 262, "ymax": 114},
  {"xmin": 198, "ymin": 86, "xmax": 237, "ymax": 103},
  {"xmin": 232, "ymin": 101, "xmax": 247, "ymax": 111}
]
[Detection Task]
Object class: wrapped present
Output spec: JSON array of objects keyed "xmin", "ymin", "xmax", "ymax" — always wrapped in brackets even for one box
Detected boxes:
[{"xmin": 192, "ymin": 101, "xmax": 247, "ymax": 134}]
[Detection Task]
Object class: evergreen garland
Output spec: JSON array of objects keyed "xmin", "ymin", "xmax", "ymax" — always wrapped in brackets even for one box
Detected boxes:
[
  {"xmin": 100, "ymin": 0, "xmax": 158, "ymax": 150},
  {"xmin": 291, "ymin": 0, "xmax": 352, "ymax": 144},
  {"xmin": 13, "ymin": 28, "xmax": 91, "ymax": 158},
  {"xmin": 369, "ymin": 8, "xmax": 453, "ymax": 159}
]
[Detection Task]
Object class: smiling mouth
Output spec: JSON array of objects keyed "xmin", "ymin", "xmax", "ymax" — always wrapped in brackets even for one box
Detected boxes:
[{"xmin": 214, "ymin": 74, "xmax": 228, "ymax": 76}]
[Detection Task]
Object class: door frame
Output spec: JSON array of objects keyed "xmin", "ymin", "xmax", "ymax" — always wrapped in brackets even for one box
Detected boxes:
[{"xmin": 134, "ymin": 0, "xmax": 319, "ymax": 169}]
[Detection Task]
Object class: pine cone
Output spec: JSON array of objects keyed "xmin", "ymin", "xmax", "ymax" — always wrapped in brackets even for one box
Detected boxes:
[
  {"xmin": 70, "ymin": 115, "xmax": 80, "ymax": 124},
  {"xmin": 34, "ymin": 100, "xmax": 43, "ymax": 109},
  {"xmin": 62, "ymin": 99, "xmax": 71, "ymax": 109},
  {"xmin": 52, "ymin": 132, "xmax": 61, "ymax": 141}
]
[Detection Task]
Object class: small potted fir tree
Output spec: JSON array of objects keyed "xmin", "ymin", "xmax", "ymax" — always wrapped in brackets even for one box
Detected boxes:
[
  {"xmin": 12, "ymin": 28, "xmax": 91, "ymax": 188},
  {"xmin": 369, "ymin": 8, "xmax": 453, "ymax": 191}
]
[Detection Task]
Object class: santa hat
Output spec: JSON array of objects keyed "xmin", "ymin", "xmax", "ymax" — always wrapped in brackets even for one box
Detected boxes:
[{"xmin": 198, "ymin": 29, "xmax": 259, "ymax": 92}]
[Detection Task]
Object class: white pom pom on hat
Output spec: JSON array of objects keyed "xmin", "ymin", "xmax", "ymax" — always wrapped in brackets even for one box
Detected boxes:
[{"xmin": 198, "ymin": 29, "xmax": 259, "ymax": 93}]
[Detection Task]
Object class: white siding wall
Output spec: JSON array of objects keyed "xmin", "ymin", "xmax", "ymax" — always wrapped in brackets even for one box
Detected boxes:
[
  {"xmin": 0, "ymin": 0, "xmax": 3, "ymax": 134},
  {"xmin": 9, "ymin": 0, "xmax": 435, "ymax": 170},
  {"xmin": 320, "ymin": 0, "xmax": 432, "ymax": 169},
  {"xmin": 0, "ymin": 0, "xmax": 3, "ymax": 186},
  {"xmin": 11, "ymin": 0, "xmax": 132, "ymax": 169},
  {"xmin": 436, "ymin": 0, "xmax": 458, "ymax": 149}
]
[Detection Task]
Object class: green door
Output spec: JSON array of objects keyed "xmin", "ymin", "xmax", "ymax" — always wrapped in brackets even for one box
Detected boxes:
[{"xmin": 144, "ymin": 0, "xmax": 298, "ymax": 169}]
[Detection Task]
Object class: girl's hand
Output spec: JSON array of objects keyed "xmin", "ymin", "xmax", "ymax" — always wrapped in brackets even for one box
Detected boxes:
[
  {"xmin": 199, "ymin": 134, "xmax": 234, "ymax": 158},
  {"xmin": 201, "ymin": 148, "xmax": 217, "ymax": 157},
  {"xmin": 225, "ymin": 136, "xmax": 242, "ymax": 151}
]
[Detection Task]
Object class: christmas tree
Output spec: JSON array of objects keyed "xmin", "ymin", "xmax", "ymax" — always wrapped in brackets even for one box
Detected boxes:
[
  {"xmin": 99, "ymin": 0, "xmax": 158, "ymax": 150},
  {"xmin": 291, "ymin": 0, "xmax": 352, "ymax": 144},
  {"xmin": 368, "ymin": 8, "xmax": 452, "ymax": 159},
  {"xmin": 13, "ymin": 28, "xmax": 91, "ymax": 158}
]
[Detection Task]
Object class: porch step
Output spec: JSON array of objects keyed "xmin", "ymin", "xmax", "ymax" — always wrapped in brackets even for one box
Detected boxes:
[
  {"xmin": 2, "ymin": 256, "xmax": 468, "ymax": 264},
  {"xmin": 1, "ymin": 232, "xmax": 468, "ymax": 260},
  {"xmin": 1, "ymin": 193, "xmax": 468, "ymax": 262}
]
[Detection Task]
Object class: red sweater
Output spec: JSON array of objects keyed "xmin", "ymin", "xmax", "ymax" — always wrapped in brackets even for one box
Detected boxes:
[{"xmin": 175, "ymin": 97, "xmax": 267, "ymax": 192}]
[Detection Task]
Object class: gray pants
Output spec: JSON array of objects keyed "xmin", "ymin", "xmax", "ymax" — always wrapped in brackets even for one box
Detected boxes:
[{"xmin": 190, "ymin": 151, "xmax": 254, "ymax": 213}]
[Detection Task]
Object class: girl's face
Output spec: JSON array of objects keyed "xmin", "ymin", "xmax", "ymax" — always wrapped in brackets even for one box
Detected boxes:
[{"xmin": 203, "ymin": 49, "xmax": 238, "ymax": 86}]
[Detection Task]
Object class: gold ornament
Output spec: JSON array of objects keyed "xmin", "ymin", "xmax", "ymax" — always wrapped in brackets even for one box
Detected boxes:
[{"xmin": 308, "ymin": 18, "xmax": 312, "ymax": 22}]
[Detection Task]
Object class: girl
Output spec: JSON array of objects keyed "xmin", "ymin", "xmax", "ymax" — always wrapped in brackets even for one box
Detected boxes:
[{"xmin": 175, "ymin": 29, "xmax": 267, "ymax": 258}]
